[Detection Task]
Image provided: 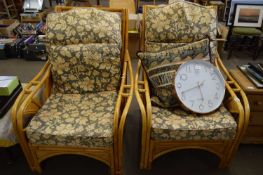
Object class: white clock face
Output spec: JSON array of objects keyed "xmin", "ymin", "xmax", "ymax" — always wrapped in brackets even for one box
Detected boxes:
[{"xmin": 175, "ymin": 60, "xmax": 225, "ymax": 114}]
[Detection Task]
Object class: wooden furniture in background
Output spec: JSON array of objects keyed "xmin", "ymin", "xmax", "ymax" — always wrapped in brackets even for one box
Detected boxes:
[
  {"xmin": 64, "ymin": 0, "xmax": 101, "ymax": 6},
  {"xmin": 0, "ymin": 0, "xmax": 17, "ymax": 18},
  {"xmin": 110, "ymin": 0, "xmax": 136, "ymax": 13},
  {"xmin": 225, "ymin": 27, "xmax": 262, "ymax": 60},
  {"xmin": 20, "ymin": 11, "xmax": 47, "ymax": 23},
  {"xmin": 14, "ymin": 0, "xmax": 23, "ymax": 13},
  {"xmin": 230, "ymin": 69, "xmax": 263, "ymax": 143}
]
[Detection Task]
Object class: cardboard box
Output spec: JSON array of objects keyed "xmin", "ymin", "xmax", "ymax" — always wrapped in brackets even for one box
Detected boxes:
[{"xmin": 0, "ymin": 19, "xmax": 20, "ymax": 37}]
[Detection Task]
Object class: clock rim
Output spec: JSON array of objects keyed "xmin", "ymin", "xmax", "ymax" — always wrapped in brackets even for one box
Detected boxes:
[{"xmin": 174, "ymin": 60, "xmax": 225, "ymax": 114}]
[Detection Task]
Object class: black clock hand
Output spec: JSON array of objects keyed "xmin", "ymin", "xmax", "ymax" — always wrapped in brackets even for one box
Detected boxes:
[
  {"xmin": 197, "ymin": 81, "xmax": 205, "ymax": 101},
  {"xmin": 181, "ymin": 80, "xmax": 206, "ymax": 95},
  {"xmin": 181, "ymin": 84, "xmax": 199, "ymax": 94}
]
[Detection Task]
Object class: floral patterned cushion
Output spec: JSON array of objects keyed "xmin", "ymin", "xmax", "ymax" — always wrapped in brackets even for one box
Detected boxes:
[
  {"xmin": 151, "ymin": 105, "xmax": 237, "ymax": 141},
  {"xmin": 138, "ymin": 39, "xmax": 210, "ymax": 108},
  {"xmin": 26, "ymin": 91, "xmax": 118, "ymax": 148},
  {"xmin": 46, "ymin": 9, "xmax": 122, "ymax": 93},
  {"xmin": 49, "ymin": 44, "xmax": 121, "ymax": 94},
  {"xmin": 47, "ymin": 8, "xmax": 122, "ymax": 46},
  {"xmin": 145, "ymin": 1, "xmax": 217, "ymax": 55},
  {"xmin": 145, "ymin": 42, "xmax": 186, "ymax": 53}
]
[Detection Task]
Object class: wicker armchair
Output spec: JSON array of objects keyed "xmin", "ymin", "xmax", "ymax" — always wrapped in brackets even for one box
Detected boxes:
[
  {"xmin": 135, "ymin": 2, "xmax": 249, "ymax": 170},
  {"xmin": 12, "ymin": 7, "xmax": 133, "ymax": 175}
]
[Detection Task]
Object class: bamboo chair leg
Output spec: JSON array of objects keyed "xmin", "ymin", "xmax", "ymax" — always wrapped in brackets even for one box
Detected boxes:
[
  {"xmin": 110, "ymin": 152, "xmax": 115, "ymax": 175},
  {"xmin": 31, "ymin": 149, "xmax": 42, "ymax": 173},
  {"xmin": 222, "ymin": 144, "xmax": 239, "ymax": 168},
  {"xmin": 146, "ymin": 141, "xmax": 154, "ymax": 170},
  {"xmin": 219, "ymin": 142, "xmax": 233, "ymax": 168},
  {"xmin": 219, "ymin": 155, "xmax": 228, "ymax": 168}
]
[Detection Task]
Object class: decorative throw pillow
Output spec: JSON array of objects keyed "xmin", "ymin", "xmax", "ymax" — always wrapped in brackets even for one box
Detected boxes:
[
  {"xmin": 145, "ymin": 42, "xmax": 186, "ymax": 52},
  {"xmin": 145, "ymin": 1, "xmax": 217, "ymax": 55},
  {"xmin": 138, "ymin": 38, "xmax": 210, "ymax": 108},
  {"xmin": 46, "ymin": 8, "xmax": 122, "ymax": 47}
]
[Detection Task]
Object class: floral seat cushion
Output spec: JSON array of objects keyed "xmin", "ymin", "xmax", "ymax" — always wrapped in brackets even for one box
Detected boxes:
[
  {"xmin": 151, "ymin": 106, "xmax": 237, "ymax": 141},
  {"xmin": 26, "ymin": 91, "xmax": 117, "ymax": 148}
]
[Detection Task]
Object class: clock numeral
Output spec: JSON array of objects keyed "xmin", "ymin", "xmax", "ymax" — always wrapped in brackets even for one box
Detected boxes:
[
  {"xmin": 208, "ymin": 100, "xmax": 213, "ymax": 108},
  {"xmin": 214, "ymin": 93, "xmax": 219, "ymax": 100},
  {"xmin": 194, "ymin": 64, "xmax": 201, "ymax": 72},
  {"xmin": 199, "ymin": 104, "xmax": 204, "ymax": 111},
  {"xmin": 190, "ymin": 100, "xmax": 195, "ymax": 107},
  {"xmin": 185, "ymin": 66, "xmax": 191, "ymax": 73},
  {"xmin": 177, "ymin": 82, "xmax": 182, "ymax": 89},
  {"xmin": 180, "ymin": 74, "xmax": 187, "ymax": 81}
]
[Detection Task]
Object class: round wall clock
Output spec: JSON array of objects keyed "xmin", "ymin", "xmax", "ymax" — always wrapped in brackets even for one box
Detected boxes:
[{"xmin": 174, "ymin": 60, "xmax": 225, "ymax": 114}]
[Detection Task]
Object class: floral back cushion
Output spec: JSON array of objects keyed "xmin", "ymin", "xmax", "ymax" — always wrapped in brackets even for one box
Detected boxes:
[
  {"xmin": 50, "ymin": 44, "xmax": 121, "ymax": 94},
  {"xmin": 47, "ymin": 8, "xmax": 122, "ymax": 46},
  {"xmin": 145, "ymin": 2, "xmax": 217, "ymax": 54},
  {"xmin": 46, "ymin": 9, "xmax": 122, "ymax": 93},
  {"xmin": 138, "ymin": 39, "xmax": 210, "ymax": 108}
]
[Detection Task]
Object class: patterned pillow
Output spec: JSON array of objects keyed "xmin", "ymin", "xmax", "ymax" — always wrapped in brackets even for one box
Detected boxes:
[
  {"xmin": 145, "ymin": 2, "xmax": 217, "ymax": 55},
  {"xmin": 49, "ymin": 44, "xmax": 121, "ymax": 94},
  {"xmin": 46, "ymin": 8, "xmax": 122, "ymax": 47},
  {"xmin": 145, "ymin": 42, "xmax": 186, "ymax": 52},
  {"xmin": 138, "ymin": 38, "xmax": 210, "ymax": 108}
]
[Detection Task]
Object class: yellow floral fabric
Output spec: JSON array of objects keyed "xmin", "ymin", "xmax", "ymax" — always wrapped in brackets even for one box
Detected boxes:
[
  {"xmin": 145, "ymin": 2, "xmax": 217, "ymax": 55},
  {"xmin": 138, "ymin": 39, "xmax": 210, "ymax": 108},
  {"xmin": 46, "ymin": 8, "xmax": 122, "ymax": 93},
  {"xmin": 26, "ymin": 91, "xmax": 117, "ymax": 148},
  {"xmin": 49, "ymin": 44, "xmax": 121, "ymax": 94},
  {"xmin": 151, "ymin": 106, "xmax": 237, "ymax": 140},
  {"xmin": 46, "ymin": 8, "xmax": 122, "ymax": 46}
]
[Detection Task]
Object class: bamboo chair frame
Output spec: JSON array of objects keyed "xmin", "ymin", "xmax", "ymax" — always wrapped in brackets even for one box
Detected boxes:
[
  {"xmin": 135, "ymin": 5, "xmax": 250, "ymax": 170},
  {"xmin": 12, "ymin": 6, "xmax": 133, "ymax": 175}
]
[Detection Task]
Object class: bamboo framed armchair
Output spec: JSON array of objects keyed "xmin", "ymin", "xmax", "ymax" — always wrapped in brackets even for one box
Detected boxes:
[
  {"xmin": 12, "ymin": 6, "xmax": 133, "ymax": 175},
  {"xmin": 135, "ymin": 2, "xmax": 250, "ymax": 170}
]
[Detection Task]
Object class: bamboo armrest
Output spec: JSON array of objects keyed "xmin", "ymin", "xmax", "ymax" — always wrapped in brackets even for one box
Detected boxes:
[
  {"xmin": 116, "ymin": 50, "xmax": 134, "ymax": 157},
  {"xmin": 215, "ymin": 53, "xmax": 250, "ymax": 138},
  {"xmin": 135, "ymin": 59, "xmax": 152, "ymax": 128},
  {"xmin": 135, "ymin": 59, "xmax": 153, "ymax": 168},
  {"xmin": 12, "ymin": 61, "xmax": 52, "ymax": 135}
]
